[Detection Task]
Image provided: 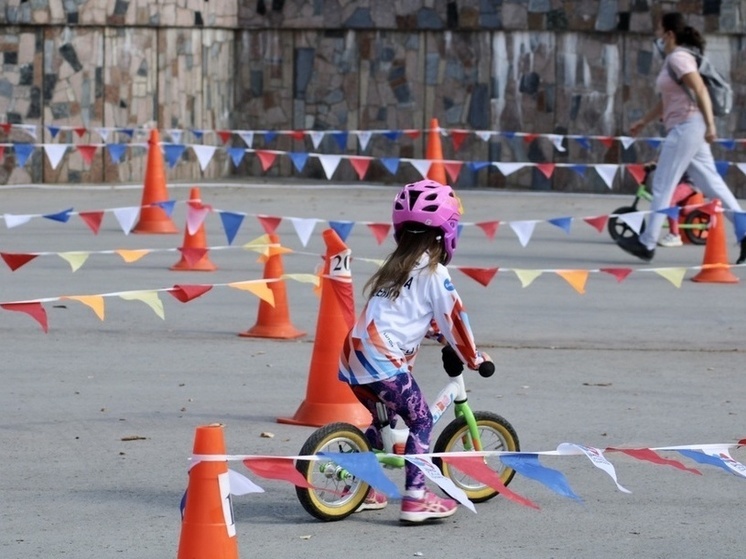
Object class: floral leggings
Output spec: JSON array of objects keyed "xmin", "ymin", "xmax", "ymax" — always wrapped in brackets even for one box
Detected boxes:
[{"xmin": 352, "ymin": 373, "xmax": 433, "ymax": 491}]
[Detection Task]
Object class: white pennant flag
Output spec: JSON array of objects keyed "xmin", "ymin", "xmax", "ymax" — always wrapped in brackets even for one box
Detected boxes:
[
  {"xmin": 43, "ymin": 144, "xmax": 68, "ymax": 170},
  {"xmin": 595, "ymin": 164, "xmax": 619, "ymax": 189},
  {"xmin": 318, "ymin": 154, "xmax": 341, "ymax": 179},
  {"xmin": 309, "ymin": 131, "xmax": 325, "ymax": 149},
  {"xmin": 228, "ymin": 468, "xmax": 265, "ymax": 495},
  {"xmin": 404, "ymin": 456, "xmax": 476, "ymax": 513},
  {"xmin": 94, "ymin": 127, "xmax": 112, "ymax": 142},
  {"xmin": 736, "ymin": 163, "xmax": 746, "ymax": 176},
  {"xmin": 356, "ymin": 130, "xmax": 372, "ymax": 151},
  {"xmin": 557, "ymin": 443, "xmax": 630, "ymax": 493},
  {"xmin": 192, "ymin": 145, "xmax": 217, "ymax": 171},
  {"xmin": 700, "ymin": 446, "xmax": 746, "ymax": 479},
  {"xmin": 186, "ymin": 204, "xmax": 210, "ymax": 235},
  {"xmin": 508, "ymin": 220, "xmax": 538, "ymax": 247},
  {"xmin": 290, "ymin": 217, "xmax": 317, "ymax": 247},
  {"xmin": 17, "ymin": 123, "xmax": 37, "ymax": 140},
  {"xmin": 3, "ymin": 214, "xmax": 34, "ymax": 229},
  {"xmin": 616, "ymin": 211, "xmax": 646, "ymax": 235},
  {"xmin": 113, "ymin": 206, "xmax": 141, "ymax": 235},
  {"xmin": 168, "ymin": 129, "xmax": 183, "ymax": 144},
  {"xmin": 409, "ymin": 159, "xmax": 432, "ymax": 179},
  {"xmin": 494, "ymin": 162, "xmax": 528, "ymax": 177},
  {"xmin": 475, "ymin": 130, "xmax": 493, "ymax": 142},
  {"xmin": 546, "ymin": 134, "xmax": 566, "ymax": 152},
  {"xmin": 237, "ymin": 131, "xmax": 254, "ymax": 148},
  {"xmin": 618, "ymin": 136, "xmax": 636, "ymax": 150}
]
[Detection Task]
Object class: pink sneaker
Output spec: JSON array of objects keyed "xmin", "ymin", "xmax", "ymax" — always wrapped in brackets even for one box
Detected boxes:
[
  {"xmin": 355, "ymin": 488, "xmax": 388, "ymax": 512},
  {"xmin": 399, "ymin": 490, "xmax": 458, "ymax": 523}
]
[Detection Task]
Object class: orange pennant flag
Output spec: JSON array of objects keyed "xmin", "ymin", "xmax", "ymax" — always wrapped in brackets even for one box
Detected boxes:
[
  {"xmin": 458, "ymin": 267, "xmax": 499, "ymax": 287},
  {"xmin": 115, "ymin": 249, "xmax": 150, "ymax": 263},
  {"xmin": 556, "ymin": 270, "xmax": 589, "ymax": 294},
  {"xmin": 64, "ymin": 295, "xmax": 105, "ymax": 320},
  {"xmin": 255, "ymin": 150, "xmax": 277, "ymax": 172},
  {"xmin": 229, "ymin": 280, "xmax": 275, "ymax": 306}
]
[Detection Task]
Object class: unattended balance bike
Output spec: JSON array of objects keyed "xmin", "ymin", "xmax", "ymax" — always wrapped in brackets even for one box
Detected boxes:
[{"xmin": 294, "ymin": 346, "xmax": 520, "ymax": 521}]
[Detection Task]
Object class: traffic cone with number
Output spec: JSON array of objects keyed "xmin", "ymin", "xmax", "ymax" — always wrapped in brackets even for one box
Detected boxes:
[
  {"xmin": 134, "ymin": 129, "xmax": 178, "ymax": 234},
  {"xmin": 171, "ymin": 187, "xmax": 217, "ymax": 271},
  {"xmin": 277, "ymin": 229, "xmax": 369, "ymax": 428},
  {"xmin": 177, "ymin": 424, "xmax": 239, "ymax": 559},
  {"xmin": 692, "ymin": 199, "xmax": 739, "ymax": 283},
  {"xmin": 239, "ymin": 233, "xmax": 305, "ymax": 339},
  {"xmin": 426, "ymin": 117, "xmax": 448, "ymax": 184}
]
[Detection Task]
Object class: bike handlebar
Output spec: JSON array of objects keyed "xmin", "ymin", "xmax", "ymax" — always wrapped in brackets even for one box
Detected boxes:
[
  {"xmin": 478, "ymin": 360, "xmax": 495, "ymax": 378},
  {"xmin": 440, "ymin": 343, "xmax": 495, "ymax": 378}
]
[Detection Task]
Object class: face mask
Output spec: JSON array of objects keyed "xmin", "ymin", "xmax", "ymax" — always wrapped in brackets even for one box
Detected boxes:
[{"xmin": 653, "ymin": 37, "xmax": 666, "ymax": 58}]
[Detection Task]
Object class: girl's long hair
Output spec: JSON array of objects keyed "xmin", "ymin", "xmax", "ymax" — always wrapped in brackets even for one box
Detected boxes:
[
  {"xmin": 662, "ymin": 12, "xmax": 706, "ymax": 52},
  {"xmin": 364, "ymin": 227, "xmax": 445, "ymax": 300}
]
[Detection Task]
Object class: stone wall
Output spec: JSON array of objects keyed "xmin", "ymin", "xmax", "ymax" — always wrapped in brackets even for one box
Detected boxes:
[{"xmin": 1, "ymin": 0, "xmax": 746, "ymax": 195}]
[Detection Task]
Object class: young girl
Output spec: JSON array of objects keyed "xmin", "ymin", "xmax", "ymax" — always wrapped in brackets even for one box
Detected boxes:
[{"xmin": 338, "ymin": 179, "xmax": 491, "ymax": 523}]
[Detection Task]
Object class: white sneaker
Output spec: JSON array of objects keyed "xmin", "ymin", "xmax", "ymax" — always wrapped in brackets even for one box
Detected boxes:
[{"xmin": 658, "ymin": 233, "xmax": 683, "ymax": 247}]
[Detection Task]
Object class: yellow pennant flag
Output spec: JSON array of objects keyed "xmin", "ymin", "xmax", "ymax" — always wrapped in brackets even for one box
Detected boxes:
[
  {"xmin": 228, "ymin": 280, "xmax": 275, "ymax": 306},
  {"xmin": 652, "ymin": 267, "xmax": 687, "ymax": 288},
  {"xmin": 63, "ymin": 295, "xmax": 105, "ymax": 320},
  {"xmin": 282, "ymin": 273, "xmax": 320, "ymax": 287},
  {"xmin": 115, "ymin": 249, "xmax": 151, "ymax": 263},
  {"xmin": 243, "ymin": 234, "xmax": 272, "ymax": 257},
  {"xmin": 119, "ymin": 291, "xmax": 165, "ymax": 319},
  {"xmin": 58, "ymin": 252, "xmax": 91, "ymax": 272},
  {"xmin": 513, "ymin": 269, "xmax": 543, "ymax": 288},
  {"xmin": 556, "ymin": 270, "xmax": 589, "ymax": 294}
]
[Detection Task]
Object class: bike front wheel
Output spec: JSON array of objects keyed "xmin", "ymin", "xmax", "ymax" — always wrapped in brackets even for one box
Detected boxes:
[
  {"xmin": 295, "ymin": 422, "xmax": 372, "ymax": 521},
  {"xmin": 433, "ymin": 411, "xmax": 520, "ymax": 503}
]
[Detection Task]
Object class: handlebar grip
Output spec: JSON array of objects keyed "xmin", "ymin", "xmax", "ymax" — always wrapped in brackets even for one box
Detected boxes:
[{"xmin": 478, "ymin": 360, "xmax": 495, "ymax": 378}]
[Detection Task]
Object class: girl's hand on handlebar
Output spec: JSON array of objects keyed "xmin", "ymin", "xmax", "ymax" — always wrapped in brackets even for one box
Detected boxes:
[{"xmin": 477, "ymin": 352, "xmax": 495, "ymax": 378}]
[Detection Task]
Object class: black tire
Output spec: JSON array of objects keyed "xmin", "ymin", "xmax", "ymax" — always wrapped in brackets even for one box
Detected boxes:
[
  {"xmin": 683, "ymin": 209, "xmax": 710, "ymax": 246},
  {"xmin": 295, "ymin": 422, "xmax": 371, "ymax": 521},
  {"xmin": 432, "ymin": 411, "xmax": 520, "ymax": 503},
  {"xmin": 608, "ymin": 206, "xmax": 646, "ymax": 241}
]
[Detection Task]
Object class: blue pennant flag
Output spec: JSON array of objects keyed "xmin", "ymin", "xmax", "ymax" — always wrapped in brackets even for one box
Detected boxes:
[
  {"xmin": 569, "ymin": 164, "xmax": 587, "ymax": 177},
  {"xmin": 106, "ymin": 143, "xmax": 127, "ymax": 164},
  {"xmin": 380, "ymin": 158, "xmax": 400, "ymax": 175},
  {"xmin": 318, "ymin": 452, "xmax": 401, "ymax": 498},
  {"xmin": 717, "ymin": 139, "xmax": 736, "ymax": 150},
  {"xmin": 328, "ymin": 220, "xmax": 354, "ymax": 242},
  {"xmin": 733, "ymin": 212, "xmax": 746, "ymax": 242},
  {"xmin": 43, "ymin": 207, "xmax": 73, "ymax": 223},
  {"xmin": 190, "ymin": 129, "xmax": 204, "ymax": 140},
  {"xmin": 154, "ymin": 200, "xmax": 176, "ymax": 217},
  {"xmin": 469, "ymin": 161, "xmax": 491, "ymax": 172},
  {"xmin": 501, "ymin": 131, "xmax": 516, "ymax": 140},
  {"xmin": 676, "ymin": 450, "xmax": 735, "ymax": 476},
  {"xmin": 264, "ymin": 131, "xmax": 278, "ymax": 144},
  {"xmin": 645, "ymin": 138, "xmax": 662, "ymax": 149},
  {"xmin": 219, "ymin": 211, "xmax": 245, "ymax": 245},
  {"xmin": 331, "ymin": 131, "xmax": 348, "ymax": 150},
  {"xmin": 574, "ymin": 137, "xmax": 591, "ymax": 150},
  {"xmin": 163, "ymin": 144, "xmax": 186, "ymax": 169},
  {"xmin": 548, "ymin": 217, "xmax": 572, "ymax": 234},
  {"xmin": 47, "ymin": 125, "xmax": 61, "ymax": 139},
  {"xmin": 714, "ymin": 160, "xmax": 729, "ymax": 178},
  {"xmin": 120, "ymin": 128, "xmax": 134, "ymax": 138},
  {"xmin": 289, "ymin": 152, "xmax": 309, "ymax": 173},
  {"xmin": 14, "ymin": 144, "xmax": 35, "ymax": 167},
  {"xmin": 227, "ymin": 147, "xmax": 245, "ymax": 167},
  {"xmin": 656, "ymin": 206, "xmax": 680, "ymax": 220},
  {"xmin": 382, "ymin": 130, "xmax": 402, "ymax": 142},
  {"xmin": 500, "ymin": 454, "xmax": 582, "ymax": 501},
  {"xmin": 457, "ymin": 223, "xmax": 464, "ymax": 238}
]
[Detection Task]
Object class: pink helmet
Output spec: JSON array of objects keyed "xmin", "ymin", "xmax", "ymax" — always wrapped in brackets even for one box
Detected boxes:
[{"xmin": 392, "ymin": 179, "xmax": 461, "ymax": 264}]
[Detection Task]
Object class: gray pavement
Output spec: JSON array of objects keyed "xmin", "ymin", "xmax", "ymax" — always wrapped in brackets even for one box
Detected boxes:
[{"xmin": 1, "ymin": 181, "xmax": 744, "ymax": 559}]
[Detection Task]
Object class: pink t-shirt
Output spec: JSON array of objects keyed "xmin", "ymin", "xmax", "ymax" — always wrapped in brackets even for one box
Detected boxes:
[{"xmin": 655, "ymin": 48, "xmax": 699, "ymax": 130}]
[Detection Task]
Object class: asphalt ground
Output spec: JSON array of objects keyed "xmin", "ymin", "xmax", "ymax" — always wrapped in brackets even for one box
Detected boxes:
[{"xmin": 1, "ymin": 181, "xmax": 744, "ymax": 559}]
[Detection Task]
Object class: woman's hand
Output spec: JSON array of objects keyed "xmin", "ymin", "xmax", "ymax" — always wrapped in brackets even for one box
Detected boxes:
[
  {"xmin": 629, "ymin": 119, "xmax": 646, "ymax": 136},
  {"xmin": 705, "ymin": 123, "xmax": 717, "ymax": 144}
]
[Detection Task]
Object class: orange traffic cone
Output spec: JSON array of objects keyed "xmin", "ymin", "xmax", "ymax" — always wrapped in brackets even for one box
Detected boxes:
[
  {"xmin": 426, "ymin": 117, "xmax": 448, "ymax": 184},
  {"xmin": 239, "ymin": 233, "xmax": 305, "ymax": 339},
  {"xmin": 171, "ymin": 187, "xmax": 217, "ymax": 271},
  {"xmin": 692, "ymin": 199, "xmax": 739, "ymax": 283},
  {"xmin": 133, "ymin": 129, "xmax": 179, "ymax": 234},
  {"xmin": 277, "ymin": 229, "xmax": 370, "ymax": 428},
  {"xmin": 177, "ymin": 424, "xmax": 239, "ymax": 559}
]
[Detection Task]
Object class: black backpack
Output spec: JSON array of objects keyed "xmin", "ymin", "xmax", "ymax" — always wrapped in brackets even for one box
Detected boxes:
[{"xmin": 667, "ymin": 47, "xmax": 733, "ymax": 117}]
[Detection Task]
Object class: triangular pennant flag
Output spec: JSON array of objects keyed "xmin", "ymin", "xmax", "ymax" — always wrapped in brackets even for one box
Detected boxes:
[
  {"xmin": 500, "ymin": 454, "xmax": 581, "ymax": 501},
  {"xmin": 331, "ymin": 131, "xmax": 348, "ymax": 150},
  {"xmin": 263, "ymin": 131, "xmax": 278, "ymax": 144},
  {"xmin": 190, "ymin": 129, "xmax": 204, "ymax": 140},
  {"xmin": 154, "ymin": 200, "xmax": 176, "ymax": 217},
  {"xmin": 78, "ymin": 211, "xmax": 104, "ymax": 234},
  {"xmin": 349, "ymin": 157, "xmax": 371, "ymax": 180},
  {"xmin": 14, "ymin": 144, "xmax": 35, "ymax": 167},
  {"xmin": 163, "ymin": 144, "xmax": 186, "ymax": 168},
  {"xmin": 382, "ymin": 130, "xmax": 402, "ymax": 142},
  {"xmin": 626, "ymin": 164, "xmax": 647, "ymax": 185},
  {"xmin": 545, "ymin": 133, "xmax": 566, "ymax": 152},
  {"xmin": 458, "ymin": 267, "xmax": 499, "ymax": 287},
  {"xmin": 522, "ymin": 133, "xmax": 539, "ymax": 144},
  {"xmin": 404, "ymin": 456, "xmax": 475, "ymax": 512},
  {"xmin": 58, "ymin": 251, "xmax": 91, "ymax": 272},
  {"xmin": 3, "ymin": 214, "xmax": 33, "ymax": 229},
  {"xmin": 191, "ymin": 145, "xmax": 217, "ymax": 172},
  {"xmin": 675, "ymin": 449, "xmax": 737, "ymax": 476},
  {"xmin": 366, "ymin": 223, "xmax": 391, "ymax": 245},
  {"xmin": 168, "ymin": 284, "xmax": 213, "ymax": 303},
  {"xmin": 115, "ymin": 249, "xmax": 151, "ymax": 263},
  {"xmin": 606, "ymin": 447, "xmax": 701, "ymax": 475},
  {"xmin": 216, "ymin": 130, "xmax": 233, "ymax": 144},
  {"xmin": 598, "ymin": 136, "xmax": 614, "ymax": 149},
  {"xmin": 409, "ymin": 159, "xmax": 432, "ymax": 179},
  {"xmin": 43, "ymin": 144, "xmax": 68, "ymax": 169},
  {"xmin": 475, "ymin": 130, "xmax": 493, "ymax": 141},
  {"xmin": 255, "ymin": 150, "xmax": 277, "ymax": 172},
  {"xmin": 0, "ymin": 302, "xmax": 48, "ymax": 332},
  {"xmin": 1, "ymin": 252, "xmax": 38, "ymax": 271},
  {"xmin": 47, "ymin": 125, "xmax": 61, "ymax": 138},
  {"xmin": 290, "ymin": 217, "xmax": 317, "ymax": 247},
  {"xmin": 237, "ymin": 131, "xmax": 254, "ymax": 148},
  {"xmin": 716, "ymin": 139, "xmax": 736, "ymax": 150},
  {"xmin": 288, "ymin": 130, "xmax": 304, "ymax": 141},
  {"xmin": 573, "ymin": 136, "xmax": 591, "ymax": 150},
  {"xmin": 0, "ymin": 122, "xmax": 11, "ymax": 134},
  {"xmin": 119, "ymin": 291, "xmax": 165, "ymax": 320},
  {"xmin": 242, "ymin": 234, "xmax": 271, "ymax": 254},
  {"xmin": 555, "ymin": 270, "xmax": 589, "ymax": 294},
  {"xmin": 618, "ymin": 135, "xmax": 636, "ymax": 149},
  {"xmin": 282, "ymin": 273, "xmax": 320, "ymax": 287},
  {"xmin": 73, "ymin": 127, "xmax": 87, "ymax": 138},
  {"xmin": 535, "ymin": 163, "xmax": 555, "ymax": 179},
  {"xmin": 288, "ymin": 152, "xmax": 309, "ymax": 173},
  {"xmin": 556, "ymin": 443, "xmax": 630, "ymax": 493},
  {"xmin": 737, "ymin": 163, "xmax": 746, "ymax": 177},
  {"xmin": 112, "ymin": 206, "xmax": 140, "ymax": 235},
  {"xmin": 257, "ymin": 215, "xmax": 282, "ymax": 235},
  {"xmin": 404, "ymin": 130, "xmax": 421, "ymax": 139},
  {"xmin": 548, "ymin": 217, "xmax": 572, "ymax": 234},
  {"xmin": 600, "ymin": 267, "xmax": 633, "ymax": 282},
  {"xmin": 318, "ymin": 452, "xmax": 401, "ymax": 498},
  {"xmin": 699, "ymin": 448, "xmax": 746, "ymax": 478},
  {"xmin": 63, "ymin": 295, "xmax": 105, "ymax": 320},
  {"xmin": 77, "ymin": 145, "xmax": 97, "ymax": 166},
  {"xmin": 120, "ymin": 128, "xmax": 135, "ymax": 138},
  {"xmin": 494, "ymin": 162, "xmax": 528, "ymax": 177},
  {"xmin": 652, "ymin": 267, "xmax": 687, "ymax": 287},
  {"xmin": 583, "ymin": 215, "xmax": 608, "ymax": 233},
  {"xmin": 186, "ymin": 203, "xmax": 210, "ymax": 236},
  {"xmin": 595, "ymin": 164, "xmax": 619, "ymax": 189},
  {"xmin": 167, "ymin": 129, "xmax": 183, "ymax": 144},
  {"xmin": 243, "ymin": 457, "xmax": 315, "ymax": 489},
  {"xmin": 645, "ymin": 138, "xmax": 662, "ymax": 149},
  {"xmin": 450, "ymin": 130, "xmax": 469, "ymax": 151},
  {"xmin": 178, "ymin": 247, "xmax": 209, "ymax": 267},
  {"xmin": 228, "ymin": 280, "xmax": 275, "ymax": 306},
  {"xmin": 43, "ymin": 208, "xmax": 73, "ymax": 223},
  {"xmin": 475, "ymin": 221, "xmax": 500, "ymax": 240},
  {"xmin": 714, "ymin": 160, "xmax": 729, "ymax": 178},
  {"xmin": 328, "ymin": 220, "xmax": 354, "ymax": 242},
  {"xmin": 309, "ymin": 131, "xmax": 325, "ymax": 149},
  {"xmin": 656, "ymin": 206, "xmax": 680, "ymax": 220},
  {"xmin": 508, "ymin": 220, "xmax": 537, "ymax": 247},
  {"xmin": 219, "ymin": 211, "xmax": 245, "ymax": 245},
  {"xmin": 318, "ymin": 154, "xmax": 342, "ymax": 179},
  {"xmin": 513, "ymin": 269, "xmax": 543, "ymax": 288},
  {"xmin": 569, "ymin": 164, "xmax": 587, "ymax": 177},
  {"xmin": 227, "ymin": 147, "xmax": 246, "ymax": 167},
  {"xmin": 616, "ymin": 211, "xmax": 646, "ymax": 235},
  {"xmin": 380, "ymin": 157, "xmax": 400, "ymax": 175},
  {"xmin": 444, "ymin": 161, "xmax": 463, "ymax": 183},
  {"xmin": 228, "ymin": 468, "xmax": 265, "ymax": 496},
  {"xmin": 356, "ymin": 130, "xmax": 372, "ymax": 151},
  {"xmin": 106, "ymin": 143, "xmax": 127, "ymax": 164}
]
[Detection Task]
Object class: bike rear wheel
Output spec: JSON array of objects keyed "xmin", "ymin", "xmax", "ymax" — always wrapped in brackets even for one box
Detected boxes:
[
  {"xmin": 433, "ymin": 411, "xmax": 519, "ymax": 503},
  {"xmin": 295, "ymin": 422, "xmax": 371, "ymax": 521},
  {"xmin": 683, "ymin": 209, "xmax": 710, "ymax": 245}
]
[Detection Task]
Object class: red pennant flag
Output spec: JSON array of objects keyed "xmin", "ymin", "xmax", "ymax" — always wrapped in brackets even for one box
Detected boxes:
[
  {"xmin": 79, "ymin": 211, "xmax": 104, "ymax": 234},
  {"xmin": 626, "ymin": 164, "xmax": 647, "ymax": 185},
  {"xmin": 450, "ymin": 130, "xmax": 469, "ymax": 152},
  {"xmin": 522, "ymin": 133, "xmax": 539, "ymax": 144},
  {"xmin": 536, "ymin": 163, "xmax": 555, "ymax": 179},
  {"xmin": 77, "ymin": 145, "xmax": 97, "ymax": 165},
  {"xmin": 255, "ymin": 150, "xmax": 277, "ymax": 172},
  {"xmin": 458, "ymin": 267, "xmax": 499, "ymax": 287},
  {"xmin": 1, "ymin": 302, "xmax": 48, "ymax": 332},
  {"xmin": 217, "ymin": 130, "xmax": 233, "ymax": 144},
  {"xmin": 366, "ymin": 223, "xmax": 391, "ymax": 245},
  {"xmin": 1, "ymin": 252, "xmax": 39, "ymax": 271},
  {"xmin": 349, "ymin": 157, "xmax": 371, "ymax": 180},
  {"xmin": 168, "ymin": 284, "xmax": 213, "ymax": 303},
  {"xmin": 0, "ymin": 123, "xmax": 11, "ymax": 134},
  {"xmin": 598, "ymin": 136, "xmax": 614, "ymax": 148},
  {"xmin": 257, "ymin": 215, "xmax": 282, "ymax": 234},
  {"xmin": 600, "ymin": 267, "xmax": 633, "ymax": 282},
  {"xmin": 444, "ymin": 161, "xmax": 463, "ymax": 184},
  {"xmin": 404, "ymin": 130, "xmax": 421, "ymax": 139},
  {"xmin": 179, "ymin": 247, "xmax": 208, "ymax": 267},
  {"xmin": 475, "ymin": 221, "xmax": 500, "ymax": 240},
  {"xmin": 243, "ymin": 458, "xmax": 316, "ymax": 488},
  {"xmin": 289, "ymin": 130, "xmax": 305, "ymax": 140},
  {"xmin": 606, "ymin": 448, "xmax": 701, "ymax": 475},
  {"xmin": 73, "ymin": 127, "xmax": 87, "ymax": 138},
  {"xmin": 583, "ymin": 215, "xmax": 608, "ymax": 233}
]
